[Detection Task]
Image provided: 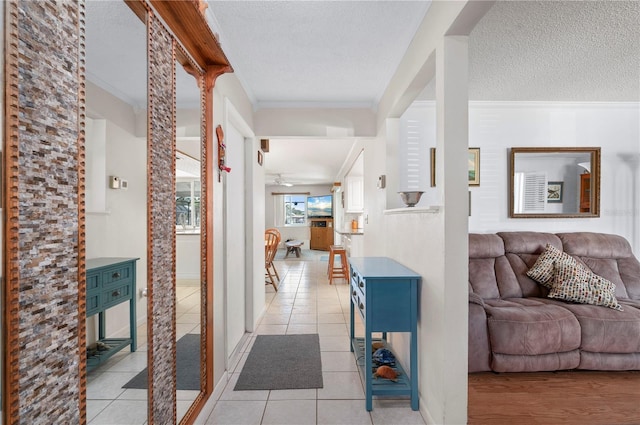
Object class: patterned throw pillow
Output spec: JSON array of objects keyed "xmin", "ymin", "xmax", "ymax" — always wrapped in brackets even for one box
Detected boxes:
[
  {"xmin": 547, "ymin": 261, "xmax": 623, "ymax": 311},
  {"xmin": 526, "ymin": 244, "xmax": 576, "ymax": 288}
]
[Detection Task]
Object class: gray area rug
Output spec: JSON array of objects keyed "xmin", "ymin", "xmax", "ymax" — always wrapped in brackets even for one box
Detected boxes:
[
  {"xmin": 234, "ymin": 334, "xmax": 323, "ymax": 391},
  {"xmin": 122, "ymin": 333, "xmax": 201, "ymax": 390}
]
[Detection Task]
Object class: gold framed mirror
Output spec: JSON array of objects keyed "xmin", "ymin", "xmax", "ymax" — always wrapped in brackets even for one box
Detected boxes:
[{"xmin": 509, "ymin": 147, "xmax": 601, "ymax": 218}]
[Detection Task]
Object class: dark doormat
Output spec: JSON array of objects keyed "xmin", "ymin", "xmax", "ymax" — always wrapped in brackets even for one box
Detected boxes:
[
  {"xmin": 234, "ymin": 334, "xmax": 323, "ymax": 391},
  {"xmin": 122, "ymin": 333, "xmax": 201, "ymax": 390}
]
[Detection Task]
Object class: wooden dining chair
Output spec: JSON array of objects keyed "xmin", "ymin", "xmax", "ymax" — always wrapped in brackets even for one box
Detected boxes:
[
  {"xmin": 266, "ymin": 227, "xmax": 281, "ymax": 282},
  {"xmin": 265, "ymin": 228, "xmax": 281, "ymax": 291}
]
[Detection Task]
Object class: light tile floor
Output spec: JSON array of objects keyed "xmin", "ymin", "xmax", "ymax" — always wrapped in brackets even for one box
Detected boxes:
[
  {"xmin": 198, "ymin": 250, "xmax": 426, "ymax": 425},
  {"xmin": 87, "ymin": 284, "xmax": 201, "ymax": 425}
]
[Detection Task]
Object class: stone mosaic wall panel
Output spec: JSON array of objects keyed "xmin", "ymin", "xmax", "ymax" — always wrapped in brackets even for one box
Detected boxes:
[
  {"xmin": 148, "ymin": 14, "xmax": 177, "ymax": 424},
  {"xmin": 5, "ymin": 0, "xmax": 84, "ymax": 423}
]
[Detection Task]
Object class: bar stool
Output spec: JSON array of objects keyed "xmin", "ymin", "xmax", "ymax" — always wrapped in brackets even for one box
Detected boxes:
[{"xmin": 328, "ymin": 245, "xmax": 349, "ymax": 284}]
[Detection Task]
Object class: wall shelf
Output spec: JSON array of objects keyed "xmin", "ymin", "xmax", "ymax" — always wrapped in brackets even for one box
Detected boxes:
[{"xmin": 383, "ymin": 206, "xmax": 440, "ymax": 215}]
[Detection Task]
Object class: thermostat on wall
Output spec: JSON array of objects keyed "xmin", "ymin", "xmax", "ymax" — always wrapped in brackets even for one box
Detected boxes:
[{"xmin": 109, "ymin": 176, "xmax": 120, "ymax": 189}]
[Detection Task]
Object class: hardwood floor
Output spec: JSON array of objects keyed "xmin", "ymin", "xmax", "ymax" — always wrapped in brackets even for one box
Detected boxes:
[{"xmin": 468, "ymin": 371, "xmax": 640, "ymax": 425}]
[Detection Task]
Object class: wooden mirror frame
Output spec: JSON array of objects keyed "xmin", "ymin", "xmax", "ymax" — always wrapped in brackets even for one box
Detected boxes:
[
  {"xmin": 509, "ymin": 147, "xmax": 601, "ymax": 219},
  {"xmin": 129, "ymin": 1, "xmax": 231, "ymax": 423}
]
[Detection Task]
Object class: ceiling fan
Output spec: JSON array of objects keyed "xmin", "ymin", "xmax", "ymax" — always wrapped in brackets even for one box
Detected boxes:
[{"xmin": 272, "ymin": 174, "xmax": 294, "ymax": 187}]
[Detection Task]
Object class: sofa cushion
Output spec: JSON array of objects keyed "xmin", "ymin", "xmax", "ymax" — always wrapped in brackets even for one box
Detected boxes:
[
  {"xmin": 469, "ymin": 301, "xmax": 491, "ymax": 372},
  {"xmin": 548, "ymin": 260, "xmax": 623, "ymax": 311},
  {"xmin": 498, "ymin": 231, "xmax": 562, "ymax": 255},
  {"xmin": 578, "ymin": 352, "xmax": 640, "ymax": 371},
  {"xmin": 558, "ymin": 232, "xmax": 640, "ymax": 300},
  {"xmin": 469, "ymin": 233, "xmax": 523, "ymax": 299},
  {"xmin": 542, "ymin": 300, "xmax": 640, "ymax": 354},
  {"xmin": 492, "ymin": 351, "xmax": 580, "ymax": 373},
  {"xmin": 469, "ymin": 233, "xmax": 505, "ymax": 259},
  {"xmin": 485, "ymin": 298, "xmax": 581, "ymax": 356}
]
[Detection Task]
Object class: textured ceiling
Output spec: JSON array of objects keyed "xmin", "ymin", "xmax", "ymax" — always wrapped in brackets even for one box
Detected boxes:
[
  {"xmin": 207, "ymin": 1, "xmax": 432, "ymax": 109},
  {"xmin": 469, "ymin": 0, "xmax": 640, "ymax": 101}
]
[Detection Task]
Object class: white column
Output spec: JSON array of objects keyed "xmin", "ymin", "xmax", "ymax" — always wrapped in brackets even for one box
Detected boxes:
[{"xmin": 435, "ymin": 35, "xmax": 469, "ymax": 424}]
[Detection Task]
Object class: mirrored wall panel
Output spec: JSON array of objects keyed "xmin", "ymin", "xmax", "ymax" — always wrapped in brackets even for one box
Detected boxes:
[
  {"xmin": 175, "ymin": 58, "xmax": 204, "ymax": 422},
  {"xmin": 84, "ymin": 1, "xmax": 148, "ymax": 423}
]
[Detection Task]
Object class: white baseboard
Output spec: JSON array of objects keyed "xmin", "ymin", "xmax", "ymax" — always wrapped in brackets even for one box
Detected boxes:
[
  {"xmin": 212, "ymin": 370, "xmax": 229, "ymax": 401},
  {"xmin": 421, "ymin": 399, "xmax": 438, "ymax": 425},
  {"xmin": 193, "ymin": 371, "xmax": 229, "ymax": 424}
]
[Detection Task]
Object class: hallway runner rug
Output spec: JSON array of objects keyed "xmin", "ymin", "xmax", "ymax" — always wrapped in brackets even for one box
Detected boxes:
[
  {"xmin": 122, "ymin": 333, "xmax": 201, "ymax": 390},
  {"xmin": 234, "ymin": 334, "xmax": 323, "ymax": 390}
]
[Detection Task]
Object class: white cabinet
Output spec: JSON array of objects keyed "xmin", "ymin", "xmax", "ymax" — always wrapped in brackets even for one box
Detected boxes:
[
  {"xmin": 345, "ymin": 176, "xmax": 364, "ymax": 213},
  {"xmin": 343, "ymin": 234, "xmax": 363, "ymax": 257}
]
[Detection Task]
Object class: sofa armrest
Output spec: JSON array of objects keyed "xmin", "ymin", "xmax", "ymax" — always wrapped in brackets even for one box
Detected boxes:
[{"xmin": 469, "ymin": 292, "xmax": 485, "ymax": 307}]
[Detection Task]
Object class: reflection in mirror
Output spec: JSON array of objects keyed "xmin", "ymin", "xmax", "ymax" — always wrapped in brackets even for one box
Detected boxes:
[
  {"xmin": 175, "ymin": 58, "xmax": 203, "ymax": 422},
  {"xmin": 510, "ymin": 147, "xmax": 600, "ymax": 218},
  {"xmin": 176, "ymin": 151, "xmax": 201, "ymax": 233},
  {"xmin": 84, "ymin": 1, "xmax": 148, "ymax": 423}
]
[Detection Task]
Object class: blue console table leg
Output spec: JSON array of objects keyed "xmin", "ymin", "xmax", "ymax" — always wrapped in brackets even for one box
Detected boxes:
[
  {"xmin": 410, "ymin": 279, "xmax": 419, "ymax": 410},
  {"xmin": 410, "ymin": 321, "xmax": 418, "ymax": 410},
  {"xmin": 129, "ymin": 298, "xmax": 137, "ymax": 352},
  {"xmin": 365, "ymin": 330, "xmax": 373, "ymax": 411},
  {"xmin": 98, "ymin": 311, "xmax": 105, "ymax": 340},
  {"xmin": 350, "ymin": 298, "xmax": 355, "ymax": 353}
]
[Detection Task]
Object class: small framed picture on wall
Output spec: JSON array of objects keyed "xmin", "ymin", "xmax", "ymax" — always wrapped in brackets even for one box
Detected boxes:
[{"xmin": 547, "ymin": 181, "xmax": 563, "ymax": 203}]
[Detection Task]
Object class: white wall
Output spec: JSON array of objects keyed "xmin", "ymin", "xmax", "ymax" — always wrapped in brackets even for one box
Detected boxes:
[
  {"xmin": 246, "ymin": 135, "xmax": 266, "ymax": 332},
  {"xmin": 395, "ymin": 101, "xmax": 640, "ymax": 256},
  {"xmin": 212, "ymin": 74, "xmax": 257, "ymax": 390},
  {"xmin": 399, "ymin": 102, "xmax": 439, "ymax": 208},
  {"xmin": 224, "ymin": 121, "xmax": 247, "ymax": 358},
  {"xmin": 176, "ymin": 234, "xmax": 200, "ymax": 279},
  {"xmin": 254, "ymin": 108, "xmax": 376, "ymax": 138},
  {"xmin": 466, "ymin": 102, "xmax": 640, "ymax": 255}
]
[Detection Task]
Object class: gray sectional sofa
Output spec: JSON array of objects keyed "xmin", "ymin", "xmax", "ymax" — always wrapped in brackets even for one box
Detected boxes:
[{"xmin": 468, "ymin": 231, "xmax": 640, "ymax": 373}]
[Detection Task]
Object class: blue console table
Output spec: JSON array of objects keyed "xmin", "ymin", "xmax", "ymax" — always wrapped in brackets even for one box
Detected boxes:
[
  {"xmin": 349, "ymin": 257, "xmax": 420, "ymax": 411},
  {"xmin": 86, "ymin": 257, "xmax": 139, "ymax": 371}
]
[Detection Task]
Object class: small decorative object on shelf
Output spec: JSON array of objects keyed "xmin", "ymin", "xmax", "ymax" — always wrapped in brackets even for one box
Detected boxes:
[
  {"xmin": 374, "ymin": 365, "xmax": 399, "ymax": 382},
  {"xmin": 372, "ymin": 348, "xmax": 396, "ymax": 366},
  {"xmin": 398, "ymin": 191, "xmax": 423, "ymax": 207}
]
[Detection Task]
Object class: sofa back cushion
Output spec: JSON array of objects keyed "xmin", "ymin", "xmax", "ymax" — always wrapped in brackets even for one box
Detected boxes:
[
  {"xmin": 469, "ymin": 233, "xmax": 522, "ymax": 299},
  {"xmin": 558, "ymin": 232, "xmax": 640, "ymax": 300},
  {"xmin": 469, "ymin": 231, "xmax": 640, "ymax": 302},
  {"xmin": 498, "ymin": 232, "xmax": 562, "ymax": 298}
]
